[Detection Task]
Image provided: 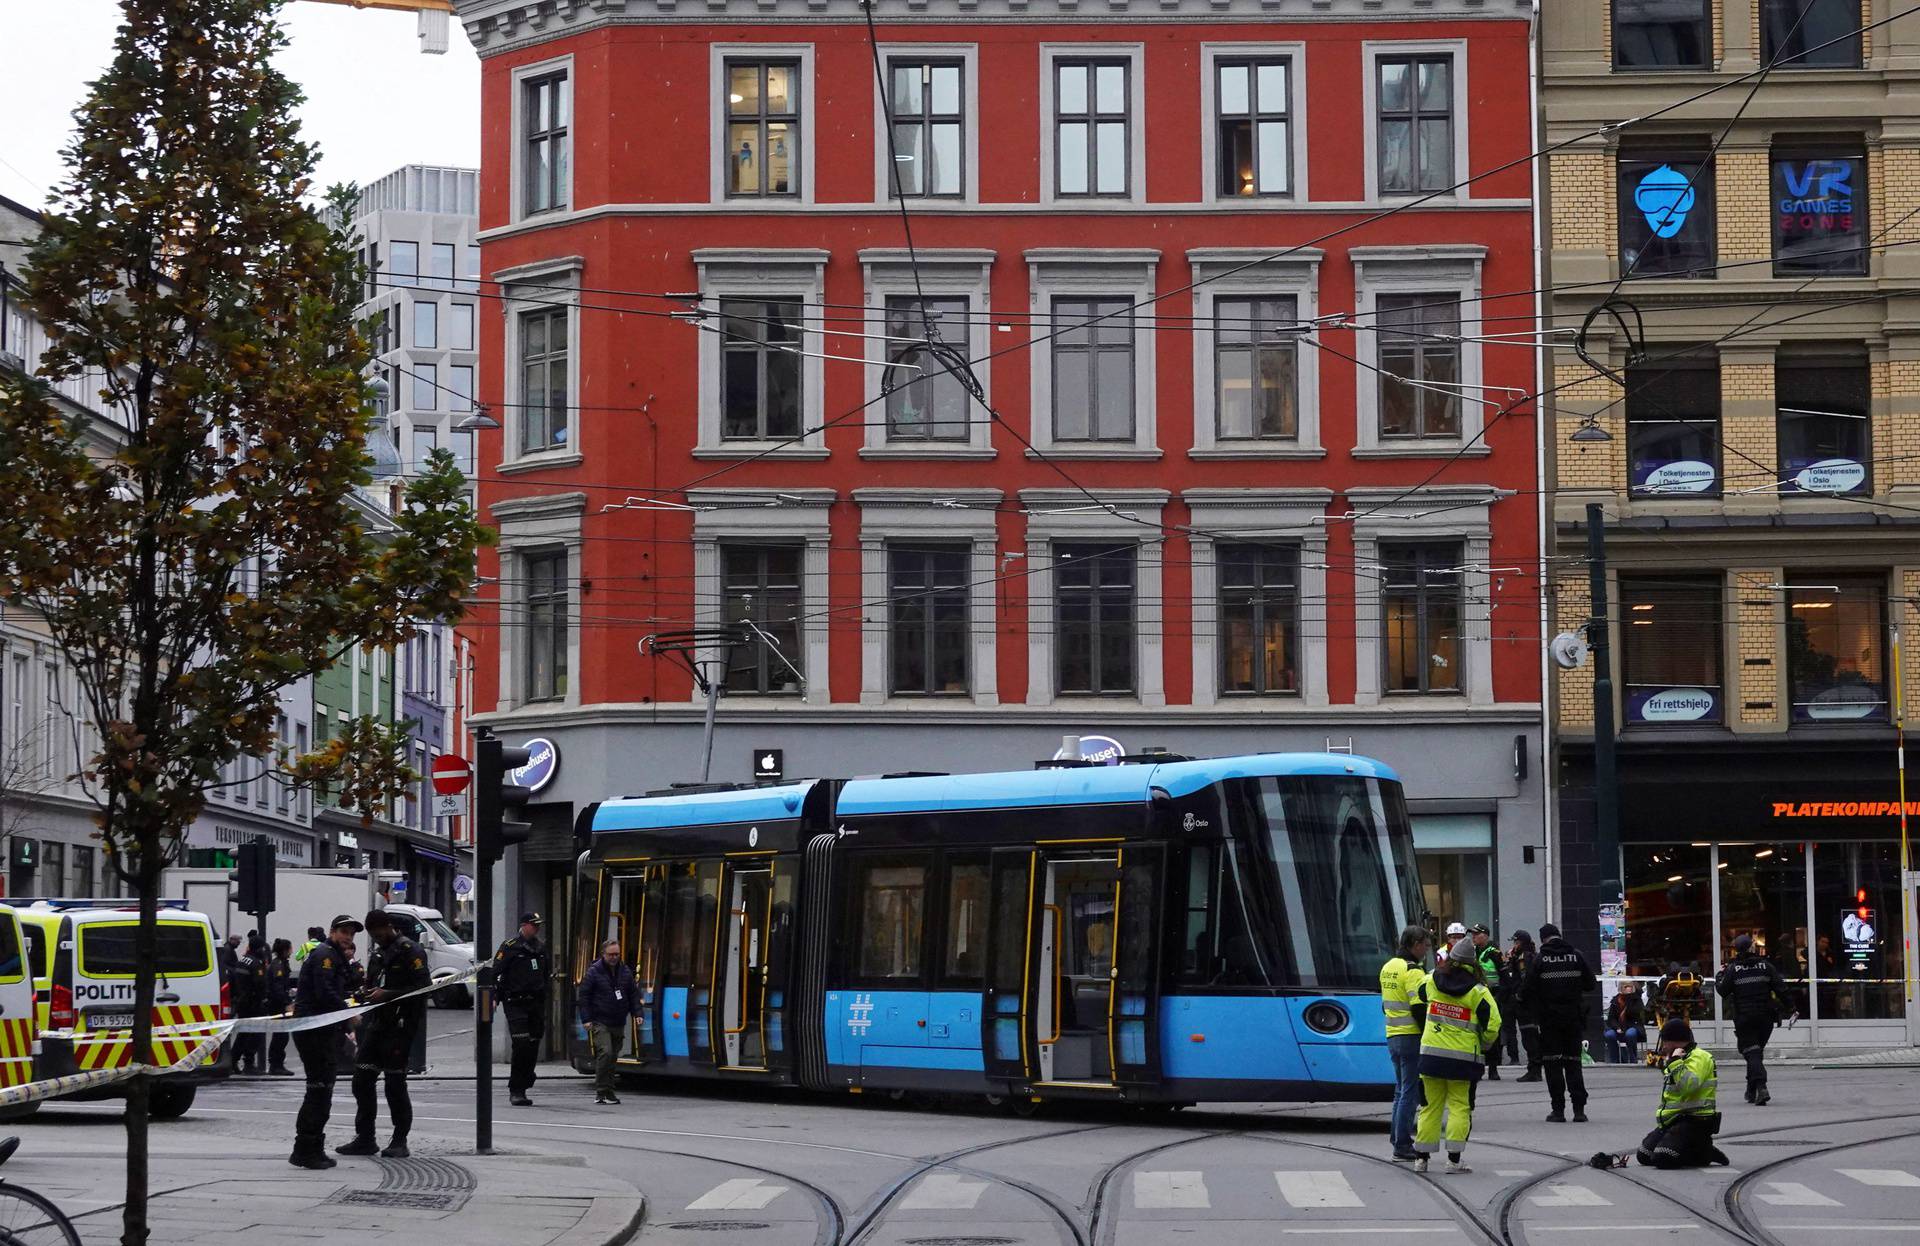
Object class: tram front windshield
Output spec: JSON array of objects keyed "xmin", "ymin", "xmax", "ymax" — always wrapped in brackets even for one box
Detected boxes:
[{"xmin": 1234, "ymin": 775, "xmax": 1423, "ymax": 991}]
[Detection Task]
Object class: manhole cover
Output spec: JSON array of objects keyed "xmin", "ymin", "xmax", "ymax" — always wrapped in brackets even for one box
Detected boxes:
[
  {"xmin": 660, "ymin": 1221, "xmax": 772, "ymax": 1232},
  {"xmin": 903, "ymin": 1238, "xmax": 1022, "ymax": 1246},
  {"xmin": 336, "ymin": 1190, "xmax": 459, "ymax": 1211},
  {"xmin": 377, "ymin": 1157, "xmax": 479, "ymax": 1192}
]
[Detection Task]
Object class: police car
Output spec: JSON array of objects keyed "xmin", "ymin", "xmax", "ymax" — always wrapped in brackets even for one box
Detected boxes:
[
  {"xmin": 0, "ymin": 905, "xmax": 39, "ymax": 1119},
  {"xmin": 24, "ymin": 901, "xmax": 229, "ymax": 1118}
]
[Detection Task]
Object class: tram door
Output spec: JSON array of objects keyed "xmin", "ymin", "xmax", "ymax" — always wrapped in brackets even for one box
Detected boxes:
[
  {"xmin": 720, "ymin": 866, "xmax": 773, "ymax": 1070},
  {"xmin": 1036, "ymin": 856, "xmax": 1121, "ymax": 1086}
]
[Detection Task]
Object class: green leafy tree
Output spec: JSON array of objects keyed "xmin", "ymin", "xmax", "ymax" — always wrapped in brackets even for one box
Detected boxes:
[
  {"xmin": 286, "ymin": 711, "xmax": 423, "ymax": 829},
  {"xmin": 0, "ymin": 2, "xmax": 490, "ymax": 1239}
]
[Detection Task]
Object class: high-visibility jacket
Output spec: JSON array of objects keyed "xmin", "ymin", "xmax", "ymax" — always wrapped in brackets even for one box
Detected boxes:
[
  {"xmin": 1380, "ymin": 956, "xmax": 1428, "ymax": 1038},
  {"xmin": 1657, "ymin": 1045, "xmax": 1718, "ymax": 1126},
  {"xmin": 1416, "ymin": 968, "xmax": 1502, "ymax": 1080}
]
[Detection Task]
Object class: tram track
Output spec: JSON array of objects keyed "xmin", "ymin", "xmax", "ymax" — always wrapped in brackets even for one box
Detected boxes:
[{"xmin": 1721, "ymin": 1120, "xmax": 1920, "ymax": 1246}]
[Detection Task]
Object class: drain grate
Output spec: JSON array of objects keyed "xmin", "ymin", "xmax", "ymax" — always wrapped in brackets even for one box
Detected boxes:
[
  {"xmin": 659, "ymin": 1221, "xmax": 772, "ymax": 1232},
  {"xmin": 376, "ymin": 1157, "xmax": 479, "ymax": 1192},
  {"xmin": 336, "ymin": 1190, "xmax": 459, "ymax": 1211}
]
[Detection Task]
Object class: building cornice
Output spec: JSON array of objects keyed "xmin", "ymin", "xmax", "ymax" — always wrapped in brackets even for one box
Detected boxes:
[{"xmin": 454, "ymin": 0, "xmax": 1530, "ymax": 54}]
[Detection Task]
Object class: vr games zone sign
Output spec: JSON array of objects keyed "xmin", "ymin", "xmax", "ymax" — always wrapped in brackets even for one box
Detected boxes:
[{"xmin": 1773, "ymin": 157, "xmax": 1866, "ymax": 273}]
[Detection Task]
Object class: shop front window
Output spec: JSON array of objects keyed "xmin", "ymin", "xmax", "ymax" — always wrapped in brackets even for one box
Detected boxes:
[
  {"xmin": 1413, "ymin": 814, "xmax": 1492, "ymax": 937},
  {"xmin": 1718, "ymin": 842, "xmax": 1811, "ymax": 1021},
  {"xmin": 1788, "ymin": 577, "xmax": 1887, "ymax": 723},
  {"xmin": 1811, "ymin": 840, "xmax": 1905, "ymax": 1021},
  {"xmin": 1621, "ymin": 576, "xmax": 1724, "ymax": 726},
  {"xmin": 1623, "ymin": 843, "xmax": 1714, "ymax": 984}
]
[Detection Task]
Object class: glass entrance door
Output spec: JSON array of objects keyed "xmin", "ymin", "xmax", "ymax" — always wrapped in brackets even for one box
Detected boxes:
[
  {"xmin": 1035, "ymin": 856, "xmax": 1120, "ymax": 1086},
  {"xmin": 720, "ymin": 866, "xmax": 772, "ymax": 1070}
]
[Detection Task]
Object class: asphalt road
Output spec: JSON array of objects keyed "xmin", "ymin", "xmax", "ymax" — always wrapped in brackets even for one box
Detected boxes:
[{"xmin": 8, "ymin": 1011, "xmax": 1918, "ymax": 1246}]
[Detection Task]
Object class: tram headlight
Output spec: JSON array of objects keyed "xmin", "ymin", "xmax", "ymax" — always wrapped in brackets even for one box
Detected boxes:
[{"xmin": 1303, "ymin": 1001, "xmax": 1350, "ymax": 1035}]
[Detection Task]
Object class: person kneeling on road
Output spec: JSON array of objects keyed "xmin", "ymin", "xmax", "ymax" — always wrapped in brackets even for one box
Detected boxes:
[
  {"xmin": 1412, "ymin": 938, "xmax": 1502, "ymax": 1176},
  {"xmin": 1590, "ymin": 1019, "xmax": 1729, "ymax": 1171},
  {"xmin": 578, "ymin": 939, "xmax": 645, "ymax": 1105}
]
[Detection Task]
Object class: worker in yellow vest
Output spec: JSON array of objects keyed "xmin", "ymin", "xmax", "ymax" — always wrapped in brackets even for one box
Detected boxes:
[
  {"xmin": 1412, "ymin": 937, "xmax": 1503, "ymax": 1174},
  {"xmin": 1380, "ymin": 925, "xmax": 1432, "ymax": 1161}
]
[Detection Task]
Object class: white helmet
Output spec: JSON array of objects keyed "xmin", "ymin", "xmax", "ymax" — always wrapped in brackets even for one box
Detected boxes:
[{"xmin": 1445, "ymin": 921, "xmax": 1467, "ymax": 937}]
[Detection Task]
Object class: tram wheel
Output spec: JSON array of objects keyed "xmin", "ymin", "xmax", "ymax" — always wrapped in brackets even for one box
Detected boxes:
[{"xmin": 1010, "ymin": 1096, "xmax": 1043, "ymax": 1118}]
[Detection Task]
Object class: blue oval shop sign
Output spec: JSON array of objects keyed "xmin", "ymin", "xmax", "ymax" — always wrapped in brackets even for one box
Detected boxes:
[{"xmin": 511, "ymin": 737, "xmax": 560, "ymax": 793}]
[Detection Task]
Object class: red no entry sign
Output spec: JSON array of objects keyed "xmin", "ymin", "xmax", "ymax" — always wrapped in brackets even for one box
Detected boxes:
[{"xmin": 431, "ymin": 754, "xmax": 472, "ymax": 796}]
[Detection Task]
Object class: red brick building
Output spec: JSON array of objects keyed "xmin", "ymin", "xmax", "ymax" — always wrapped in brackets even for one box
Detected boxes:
[{"xmin": 452, "ymin": 0, "xmax": 1547, "ymax": 937}]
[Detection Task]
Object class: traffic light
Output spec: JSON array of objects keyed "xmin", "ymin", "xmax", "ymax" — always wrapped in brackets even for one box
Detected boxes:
[
  {"xmin": 231, "ymin": 839, "xmax": 276, "ymax": 914},
  {"xmin": 475, "ymin": 731, "xmax": 533, "ymax": 866}
]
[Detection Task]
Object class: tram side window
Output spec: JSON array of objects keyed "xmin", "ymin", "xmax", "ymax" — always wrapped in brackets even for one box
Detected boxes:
[
  {"xmin": 1255, "ymin": 776, "xmax": 1404, "ymax": 990},
  {"xmin": 855, "ymin": 857, "xmax": 929, "ymax": 982},
  {"xmin": 942, "ymin": 856, "xmax": 990, "ymax": 985},
  {"xmin": 1176, "ymin": 841, "xmax": 1268, "ymax": 987},
  {"xmin": 1180, "ymin": 845, "xmax": 1216, "ymax": 980},
  {"xmin": 665, "ymin": 867, "xmax": 700, "ymax": 984}
]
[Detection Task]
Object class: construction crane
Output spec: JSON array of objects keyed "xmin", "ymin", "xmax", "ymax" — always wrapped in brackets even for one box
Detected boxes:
[{"xmin": 299, "ymin": 0, "xmax": 455, "ymax": 55}]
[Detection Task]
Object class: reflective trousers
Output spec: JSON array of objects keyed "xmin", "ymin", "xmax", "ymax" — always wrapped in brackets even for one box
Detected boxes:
[
  {"xmin": 1414, "ymin": 1075, "xmax": 1473, "ymax": 1156},
  {"xmin": 1637, "ymin": 1115, "xmax": 1719, "ymax": 1169},
  {"xmin": 292, "ymin": 1027, "xmax": 340, "ymax": 1156},
  {"xmin": 1387, "ymin": 1034, "xmax": 1421, "ymax": 1154}
]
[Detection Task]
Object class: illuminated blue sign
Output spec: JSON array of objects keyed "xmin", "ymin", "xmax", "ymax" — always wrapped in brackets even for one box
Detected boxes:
[{"xmin": 1634, "ymin": 164, "xmax": 1697, "ymax": 239}]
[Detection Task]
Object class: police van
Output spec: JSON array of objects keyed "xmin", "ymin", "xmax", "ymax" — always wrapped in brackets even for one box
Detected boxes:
[
  {"xmin": 0, "ymin": 906, "xmax": 40, "ymax": 1117},
  {"xmin": 25, "ymin": 902, "xmax": 229, "ymax": 1118}
]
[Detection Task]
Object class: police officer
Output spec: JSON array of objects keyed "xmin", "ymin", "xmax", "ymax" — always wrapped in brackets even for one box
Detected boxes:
[
  {"xmin": 1526, "ymin": 921, "xmax": 1597, "ymax": 1123},
  {"xmin": 1468, "ymin": 925, "xmax": 1503, "ymax": 1080},
  {"xmin": 1503, "ymin": 930, "xmax": 1543, "ymax": 1081},
  {"xmin": 1716, "ymin": 933, "xmax": 1787, "ymax": 1106},
  {"xmin": 288, "ymin": 914, "xmax": 360, "ymax": 1170},
  {"xmin": 495, "ymin": 913, "xmax": 551, "ymax": 1107},
  {"xmin": 1633, "ymin": 1019, "xmax": 1729, "ymax": 1168},
  {"xmin": 1411, "ymin": 938, "xmax": 1502, "ymax": 1175},
  {"xmin": 266, "ymin": 938, "xmax": 295, "ymax": 1076},
  {"xmin": 232, "ymin": 936, "xmax": 268, "ymax": 1074},
  {"xmin": 1379, "ymin": 925, "xmax": 1432, "ymax": 1162},
  {"xmin": 338, "ymin": 909, "xmax": 430, "ymax": 1160}
]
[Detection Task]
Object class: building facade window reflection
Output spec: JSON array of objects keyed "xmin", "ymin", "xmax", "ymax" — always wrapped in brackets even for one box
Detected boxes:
[
  {"xmin": 1717, "ymin": 842, "xmax": 1809, "ymax": 1020},
  {"xmin": 1811, "ymin": 840, "xmax": 1905, "ymax": 1021},
  {"xmin": 1623, "ymin": 842, "xmax": 1713, "ymax": 984}
]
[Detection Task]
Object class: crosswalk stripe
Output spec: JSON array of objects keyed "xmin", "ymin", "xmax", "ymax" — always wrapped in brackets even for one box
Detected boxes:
[
  {"xmin": 1135, "ymin": 1171, "xmax": 1210, "ymax": 1210},
  {"xmin": 1759, "ymin": 1183, "xmax": 1843, "ymax": 1207},
  {"xmin": 1531, "ymin": 1183, "xmax": 1610, "ymax": 1208},
  {"xmin": 687, "ymin": 1178, "xmax": 787, "ymax": 1210},
  {"xmin": 900, "ymin": 1173, "xmax": 987, "ymax": 1211},
  {"xmin": 1840, "ymin": 1170, "xmax": 1920, "ymax": 1188},
  {"xmin": 1275, "ymin": 1171, "xmax": 1364, "ymax": 1209}
]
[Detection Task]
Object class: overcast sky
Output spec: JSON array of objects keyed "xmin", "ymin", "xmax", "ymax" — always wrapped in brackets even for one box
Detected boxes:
[{"xmin": 0, "ymin": 2, "xmax": 481, "ymax": 211}]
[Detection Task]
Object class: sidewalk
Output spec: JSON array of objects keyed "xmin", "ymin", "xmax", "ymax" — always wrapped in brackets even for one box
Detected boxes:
[{"xmin": 29, "ymin": 1146, "xmax": 642, "ymax": 1246}]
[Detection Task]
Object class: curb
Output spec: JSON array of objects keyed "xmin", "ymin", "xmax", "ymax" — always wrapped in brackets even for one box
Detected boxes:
[{"xmin": 575, "ymin": 1195, "xmax": 646, "ymax": 1246}]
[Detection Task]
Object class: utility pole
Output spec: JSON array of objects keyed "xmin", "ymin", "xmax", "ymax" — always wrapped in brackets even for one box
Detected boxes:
[{"xmin": 1586, "ymin": 502, "xmax": 1622, "ymax": 941}]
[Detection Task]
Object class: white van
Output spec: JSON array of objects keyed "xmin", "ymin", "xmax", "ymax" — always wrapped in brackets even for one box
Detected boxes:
[
  {"xmin": 28, "ymin": 902, "xmax": 228, "ymax": 1118},
  {"xmin": 384, "ymin": 904, "xmax": 477, "ymax": 1008},
  {"xmin": 0, "ymin": 905, "xmax": 39, "ymax": 1115}
]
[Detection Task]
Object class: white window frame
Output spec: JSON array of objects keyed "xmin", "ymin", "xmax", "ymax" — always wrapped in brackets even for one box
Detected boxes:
[
  {"xmin": 1026, "ymin": 249, "xmax": 1160, "ymax": 458},
  {"xmin": 1039, "ymin": 44, "xmax": 1146, "ymax": 206},
  {"xmin": 873, "ymin": 44, "xmax": 981, "ymax": 206},
  {"xmin": 494, "ymin": 255, "xmax": 585, "ymax": 474},
  {"xmin": 1187, "ymin": 248, "xmax": 1324, "ymax": 458},
  {"xmin": 1021, "ymin": 488, "xmax": 1169, "ymax": 708},
  {"xmin": 711, "ymin": 44, "xmax": 817, "ymax": 207},
  {"xmin": 859, "ymin": 249, "xmax": 996, "ymax": 458},
  {"xmin": 487, "ymin": 491, "xmax": 586, "ymax": 712},
  {"xmin": 854, "ymin": 488, "xmax": 1002, "ymax": 707},
  {"xmin": 1350, "ymin": 245, "xmax": 1489, "ymax": 456},
  {"xmin": 509, "ymin": 55, "xmax": 574, "ymax": 224},
  {"xmin": 1361, "ymin": 40, "xmax": 1470, "ymax": 205},
  {"xmin": 694, "ymin": 249, "xmax": 830, "ymax": 458},
  {"xmin": 1347, "ymin": 486, "xmax": 1500, "ymax": 708},
  {"xmin": 1185, "ymin": 489, "xmax": 1334, "ymax": 707},
  {"xmin": 1199, "ymin": 43, "xmax": 1311, "ymax": 205},
  {"xmin": 688, "ymin": 489, "xmax": 835, "ymax": 707}
]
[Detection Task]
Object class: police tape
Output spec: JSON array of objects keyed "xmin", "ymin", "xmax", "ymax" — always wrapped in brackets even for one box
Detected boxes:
[{"xmin": 7, "ymin": 963, "xmax": 487, "ymax": 1110}]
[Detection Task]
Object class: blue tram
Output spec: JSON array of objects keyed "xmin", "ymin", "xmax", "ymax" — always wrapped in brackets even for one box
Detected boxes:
[{"xmin": 569, "ymin": 751, "xmax": 1424, "ymax": 1104}]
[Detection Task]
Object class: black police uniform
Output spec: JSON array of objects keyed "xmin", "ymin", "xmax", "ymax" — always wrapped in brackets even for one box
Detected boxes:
[
  {"xmin": 494, "ymin": 929, "xmax": 550, "ymax": 1101},
  {"xmin": 1716, "ymin": 949, "xmax": 1786, "ymax": 1103},
  {"xmin": 290, "ymin": 940, "xmax": 355, "ymax": 1165},
  {"xmin": 1525, "ymin": 927, "xmax": 1597, "ymax": 1120},
  {"xmin": 347, "ymin": 933, "xmax": 430, "ymax": 1153},
  {"xmin": 266, "ymin": 952, "xmax": 294, "ymax": 1074},
  {"xmin": 232, "ymin": 948, "xmax": 268, "ymax": 1073}
]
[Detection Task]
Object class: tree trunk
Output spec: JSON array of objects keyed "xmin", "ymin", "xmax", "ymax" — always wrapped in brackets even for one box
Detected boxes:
[{"xmin": 120, "ymin": 848, "xmax": 159, "ymax": 1246}]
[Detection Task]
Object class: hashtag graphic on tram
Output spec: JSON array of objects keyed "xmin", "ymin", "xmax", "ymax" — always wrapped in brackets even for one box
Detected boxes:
[{"xmin": 849, "ymin": 994, "xmax": 874, "ymax": 1036}]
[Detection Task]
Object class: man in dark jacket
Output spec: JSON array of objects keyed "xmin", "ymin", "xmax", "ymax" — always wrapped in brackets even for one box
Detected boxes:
[
  {"xmin": 577, "ymin": 939, "xmax": 645, "ymax": 1105},
  {"xmin": 1526, "ymin": 922, "xmax": 1597, "ymax": 1123},
  {"xmin": 265, "ymin": 938, "xmax": 295, "ymax": 1076},
  {"xmin": 231, "ymin": 936, "xmax": 268, "ymax": 1074},
  {"xmin": 493, "ymin": 913, "xmax": 551, "ymax": 1107},
  {"xmin": 1716, "ymin": 933, "xmax": 1786, "ymax": 1105},
  {"xmin": 288, "ymin": 914, "xmax": 361, "ymax": 1170},
  {"xmin": 1503, "ymin": 931, "xmax": 1543, "ymax": 1081}
]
